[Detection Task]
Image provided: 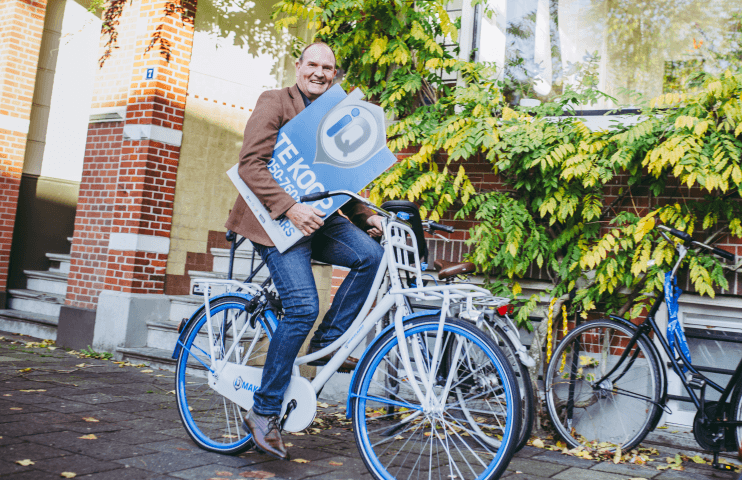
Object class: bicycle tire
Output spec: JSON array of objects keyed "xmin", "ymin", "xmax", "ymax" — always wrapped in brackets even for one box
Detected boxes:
[
  {"xmin": 544, "ymin": 319, "xmax": 662, "ymax": 450},
  {"xmin": 350, "ymin": 315, "xmax": 520, "ymax": 480},
  {"xmin": 729, "ymin": 380, "xmax": 742, "ymax": 452},
  {"xmin": 484, "ymin": 324, "xmax": 534, "ymax": 452},
  {"xmin": 175, "ymin": 294, "xmax": 274, "ymax": 454}
]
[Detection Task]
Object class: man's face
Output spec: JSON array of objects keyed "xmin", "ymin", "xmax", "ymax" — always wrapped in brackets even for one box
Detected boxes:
[{"xmin": 295, "ymin": 45, "xmax": 336, "ymax": 101}]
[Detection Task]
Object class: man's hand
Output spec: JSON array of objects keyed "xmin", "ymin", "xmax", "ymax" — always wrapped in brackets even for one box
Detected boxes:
[
  {"xmin": 367, "ymin": 215, "xmax": 383, "ymax": 237},
  {"xmin": 286, "ymin": 203, "xmax": 325, "ymax": 236}
]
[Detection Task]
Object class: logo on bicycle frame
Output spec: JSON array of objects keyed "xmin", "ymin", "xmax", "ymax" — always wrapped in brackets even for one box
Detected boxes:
[{"xmin": 233, "ymin": 376, "xmax": 260, "ymax": 393}]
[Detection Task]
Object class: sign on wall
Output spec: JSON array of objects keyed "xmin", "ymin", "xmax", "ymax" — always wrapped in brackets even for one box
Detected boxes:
[{"xmin": 228, "ymin": 85, "xmax": 397, "ymax": 252}]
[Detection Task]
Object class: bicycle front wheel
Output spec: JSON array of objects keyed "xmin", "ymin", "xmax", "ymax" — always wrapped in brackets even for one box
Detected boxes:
[
  {"xmin": 544, "ymin": 319, "xmax": 661, "ymax": 450},
  {"xmin": 175, "ymin": 294, "xmax": 274, "ymax": 454},
  {"xmin": 351, "ymin": 316, "xmax": 520, "ymax": 480}
]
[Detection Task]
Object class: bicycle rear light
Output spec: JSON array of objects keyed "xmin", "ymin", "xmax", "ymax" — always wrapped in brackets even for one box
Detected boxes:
[{"xmin": 497, "ymin": 304, "xmax": 514, "ymax": 316}]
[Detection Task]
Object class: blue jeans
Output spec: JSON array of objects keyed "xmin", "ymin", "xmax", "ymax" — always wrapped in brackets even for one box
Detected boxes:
[{"xmin": 251, "ymin": 213, "xmax": 383, "ymax": 416}]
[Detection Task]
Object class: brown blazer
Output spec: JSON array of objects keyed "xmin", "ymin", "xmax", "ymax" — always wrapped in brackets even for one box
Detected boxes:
[{"xmin": 225, "ymin": 84, "xmax": 374, "ymax": 246}]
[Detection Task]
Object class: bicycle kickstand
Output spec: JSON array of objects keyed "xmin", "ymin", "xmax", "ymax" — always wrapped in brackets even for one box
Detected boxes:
[
  {"xmin": 280, "ymin": 399, "xmax": 297, "ymax": 431},
  {"xmin": 711, "ymin": 451, "xmax": 736, "ymax": 472}
]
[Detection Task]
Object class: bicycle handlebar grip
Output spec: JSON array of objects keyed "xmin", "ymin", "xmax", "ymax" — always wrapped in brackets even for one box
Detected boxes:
[
  {"xmin": 712, "ymin": 246, "xmax": 735, "ymax": 261},
  {"xmin": 429, "ymin": 222, "xmax": 454, "ymax": 233},
  {"xmin": 667, "ymin": 227, "xmax": 692, "ymax": 242},
  {"xmin": 300, "ymin": 192, "xmax": 331, "ymax": 202}
]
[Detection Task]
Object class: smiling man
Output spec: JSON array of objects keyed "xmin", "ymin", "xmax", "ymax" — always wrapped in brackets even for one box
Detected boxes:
[{"xmin": 225, "ymin": 43, "xmax": 384, "ymax": 460}]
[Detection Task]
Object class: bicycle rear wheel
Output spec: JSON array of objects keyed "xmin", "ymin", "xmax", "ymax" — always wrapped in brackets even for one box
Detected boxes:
[
  {"xmin": 175, "ymin": 294, "xmax": 274, "ymax": 454},
  {"xmin": 479, "ymin": 323, "xmax": 534, "ymax": 452},
  {"xmin": 544, "ymin": 319, "xmax": 661, "ymax": 450},
  {"xmin": 350, "ymin": 316, "xmax": 520, "ymax": 480}
]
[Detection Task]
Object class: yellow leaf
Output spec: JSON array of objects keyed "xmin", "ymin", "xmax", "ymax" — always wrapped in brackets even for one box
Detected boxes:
[
  {"xmin": 78, "ymin": 434, "xmax": 97, "ymax": 440},
  {"xmin": 140, "ymin": 369, "xmax": 154, "ymax": 373},
  {"xmin": 61, "ymin": 473, "xmax": 77, "ymax": 478},
  {"xmin": 82, "ymin": 417, "xmax": 99, "ymax": 422},
  {"xmin": 328, "ymin": 461, "xmax": 343, "ymax": 466},
  {"xmin": 16, "ymin": 459, "xmax": 34, "ymax": 466},
  {"xmin": 614, "ymin": 446, "xmax": 622, "ymax": 464},
  {"xmin": 532, "ymin": 438, "xmax": 545, "ymax": 448},
  {"xmin": 292, "ymin": 458, "xmax": 310, "ymax": 463}
]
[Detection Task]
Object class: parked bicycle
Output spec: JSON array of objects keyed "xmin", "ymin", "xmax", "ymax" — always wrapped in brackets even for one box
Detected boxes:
[
  {"xmin": 172, "ymin": 190, "xmax": 522, "ymax": 480},
  {"xmin": 544, "ymin": 224, "xmax": 738, "ymax": 472}
]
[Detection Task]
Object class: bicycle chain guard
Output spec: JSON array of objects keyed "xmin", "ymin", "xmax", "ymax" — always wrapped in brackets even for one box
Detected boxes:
[{"xmin": 210, "ymin": 364, "xmax": 316, "ymax": 432}]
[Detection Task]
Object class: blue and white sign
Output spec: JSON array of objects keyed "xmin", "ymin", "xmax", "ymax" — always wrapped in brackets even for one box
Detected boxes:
[{"xmin": 228, "ymin": 85, "xmax": 397, "ymax": 252}]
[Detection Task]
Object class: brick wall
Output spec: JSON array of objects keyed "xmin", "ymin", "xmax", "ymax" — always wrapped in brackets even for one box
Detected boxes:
[
  {"xmin": 0, "ymin": 0, "xmax": 47, "ymax": 306},
  {"xmin": 66, "ymin": 122, "xmax": 122, "ymax": 310},
  {"xmin": 66, "ymin": 0, "xmax": 196, "ymax": 308}
]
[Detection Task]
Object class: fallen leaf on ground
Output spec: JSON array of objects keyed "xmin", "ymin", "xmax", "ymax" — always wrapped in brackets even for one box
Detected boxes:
[
  {"xmin": 284, "ymin": 443, "xmax": 294, "ymax": 447},
  {"xmin": 239, "ymin": 471, "xmax": 275, "ymax": 478},
  {"xmin": 18, "ymin": 368, "xmax": 32, "ymax": 372},
  {"xmin": 140, "ymin": 369, "xmax": 154, "ymax": 373},
  {"xmin": 19, "ymin": 389, "xmax": 46, "ymax": 393},
  {"xmin": 82, "ymin": 417, "xmax": 99, "ymax": 423},
  {"xmin": 10, "ymin": 408, "xmax": 22, "ymax": 411},
  {"xmin": 290, "ymin": 432, "xmax": 305, "ymax": 436},
  {"xmin": 60, "ymin": 473, "xmax": 77, "ymax": 478},
  {"xmin": 78, "ymin": 434, "xmax": 97, "ymax": 440},
  {"xmin": 531, "ymin": 438, "xmax": 544, "ymax": 448},
  {"xmin": 329, "ymin": 461, "xmax": 343, "ymax": 466},
  {"xmin": 317, "ymin": 402, "xmax": 330, "ymax": 408},
  {"xmin": 16, "ymin": 459, "xmax": 34, "ymax": 466},
  {"xmin": 215, "ymin": 472, "xmax": 233, "ymax": 476},
  {"xmin": 292, "ymin": 459, "xmax": 310, "ymax": 463},
  {"xmin": 75, "ymin": 364, "xmax": 87, "ymax": 368}
]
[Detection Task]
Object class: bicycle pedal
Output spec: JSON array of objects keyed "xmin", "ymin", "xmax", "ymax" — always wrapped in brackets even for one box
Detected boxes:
[{"xmin": 688, "ymin": 373, "xmax": 706, "ymax": 389}]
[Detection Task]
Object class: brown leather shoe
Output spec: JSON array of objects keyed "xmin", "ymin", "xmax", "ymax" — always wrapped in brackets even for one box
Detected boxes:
[
  {"xmin": 306, "ymin": 344, "xmax": 358, "ymax": 372},
  {"xmin": 242, "ymin": 409, "xmax": 289, "ymax": 460}
]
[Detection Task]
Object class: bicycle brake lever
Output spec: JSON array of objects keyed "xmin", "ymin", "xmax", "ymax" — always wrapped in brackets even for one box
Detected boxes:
[{"xmin": 432, "ymin": 233, "xmax": 450, "ymax": 243}]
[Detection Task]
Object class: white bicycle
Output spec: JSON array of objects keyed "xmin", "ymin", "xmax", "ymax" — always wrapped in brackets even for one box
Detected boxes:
[{"xmin": 172, "ymin": 190, "xmax": 521, "ymax": 480}]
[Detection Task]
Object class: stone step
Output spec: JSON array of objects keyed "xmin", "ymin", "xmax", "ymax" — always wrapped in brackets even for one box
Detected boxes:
[
  {"xmin": 190, "ymin": 265, "xmax": 270, "ymax": 285},
  {"xmin": 46, "ymin": 253, "xmax": 71, "ymax": 274},
  {"xmin": 0, "ymin": 309, "xmax": 58, "ymax": 340},
  {"xmin": 168, "ymin": 295, "xmax": 202, "ymax": 323},
  {"xmin": 7, "ymin": 289, "xmax": 65, "ymax": 317},
  {"xmin": 146, "ymin": 320, "xmax": 182, "ymax": 351},
  {"xmin": 210, "ymin": 247, "xmax": 269, "ymax": 277},
  {"xmin": 24, "ymin": 270, "xmax": 68, "ymax": 296},
  {"xmin": 117, "ymin": 346, "xmax": 177, "ymax": 371}
]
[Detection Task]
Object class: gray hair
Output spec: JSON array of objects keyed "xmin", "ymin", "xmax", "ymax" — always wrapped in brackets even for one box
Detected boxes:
[{"xmin": 298, "ymin": 42, "xmax": 336, "ymax": 67}]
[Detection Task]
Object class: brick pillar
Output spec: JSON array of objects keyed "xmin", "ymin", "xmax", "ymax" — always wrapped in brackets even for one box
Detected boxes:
[
  {"xmin": 61, "ymin": 0, "xmax": 196, "ymax": 351},
  {"xmin": 0, "ymin": 0, "xmax": 47, "ymax": 309}
]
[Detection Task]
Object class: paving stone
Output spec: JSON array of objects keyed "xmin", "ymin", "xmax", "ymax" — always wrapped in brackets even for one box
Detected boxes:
[
  {"xmin": 590, "ymin": 460, "xmax": 660, "ymax": 477},
  {"xmin": 552, "ymin": 466, "xmax": 635, "ymax": 480},
  {"xmin": 0, "ymin": 442, "xmax": 71, "ymax": 461},
  {"xmin": 59, "ymin": 393, "xmax": 128, "ymax": 405},
  {"xmin": 0, "ymin": 459, "xmax": 27, "ymax": 476},
  {"xmin": 138, "ymin": 439, "xmax": 205, "ymax": 455},
  {"xmin": 117, "ymin": 417, "xmax": 181, "ymax": 431},
  {"xmin": 31, "ymin": 453, "xmax": 123, "ymax": 475},
  {"xmin": 654, "ymin": 466, "xmax": 738, "ymax": 479},
  {"xmin": 0, "ymin": 469, "xmax": 61, "ymax": 479},
  {"xmin": 98, "ymin": 429, "xmax": 174, "ymax": 445},
  {"xmin": 506, "ymin": 457, "xmax": 570, "ymax": 477},
  {"xmin": 35, "ymin": 400, "xmax": 98, "ymax": 414},
  {"xmin": 245, "ymin": 457, "xmax": 336, "ymax": 480},
  {"xmin": 170, "ymin": 464, "xmax": 287, "ymax": 480},
  {"xmin": 531, "ymin": 449, "xmax": 598, "ymax": 468},
  {"xmin": 75, "ymin": 466, "xmax": 179, "ymax": 479},
  {"xmin": 112, "ymin": 451, "xmax": 215, "ymax": 474},
  {"xmin": 56, "ymin": 420, "xmax": 129, "ymax": 434},
  {"xmin": 0, "ymin": 420, "xmax": 68, "ymax": 437}
]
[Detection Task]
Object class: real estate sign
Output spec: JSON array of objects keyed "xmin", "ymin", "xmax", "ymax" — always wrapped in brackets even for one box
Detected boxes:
[{"xmin": 228, "ymin": 85, "xmax": 397, "ymax": 252}]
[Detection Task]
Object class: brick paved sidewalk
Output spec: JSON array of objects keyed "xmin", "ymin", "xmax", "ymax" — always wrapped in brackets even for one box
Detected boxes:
[{"xmin": 0, "ymin": 331, "xmax": 738, "ymax": 479}]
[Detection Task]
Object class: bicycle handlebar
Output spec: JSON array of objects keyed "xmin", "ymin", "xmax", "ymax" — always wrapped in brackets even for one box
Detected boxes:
[
  {"xmin": 658, "ymin": 225, "xmax": 735, "ymax": 261},
  {"xmin": 426, "ymin": 221, "xmax": 454, "ymax": 234},
  {"xmin": 300, "ymin": 191, "xmax": 332, "ymax": 202}
]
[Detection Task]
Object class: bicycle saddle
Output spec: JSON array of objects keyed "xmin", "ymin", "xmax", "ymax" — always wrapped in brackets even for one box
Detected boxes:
[{"xmin": 434, "ymin": 259, "xmax": 476, "ymax": 279}]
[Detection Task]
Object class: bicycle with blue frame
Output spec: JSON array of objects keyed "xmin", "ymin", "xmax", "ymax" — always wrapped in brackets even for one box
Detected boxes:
[
  {"xmin": 172, "ymin": 190, "xmax": 522, "ymax": 480},
  {"xmin": 544, "ymin": 224, "xmax": 740, "ymax": 473}
]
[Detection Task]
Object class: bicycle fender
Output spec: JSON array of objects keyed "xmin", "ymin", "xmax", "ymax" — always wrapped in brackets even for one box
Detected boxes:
[
  {"xmin": 345, "ymin": 309, "xmax": 440, "ymax": 418},
  {"xmin": 171, "ymin": 292, "xmax": 255, "ymax": 359}
]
